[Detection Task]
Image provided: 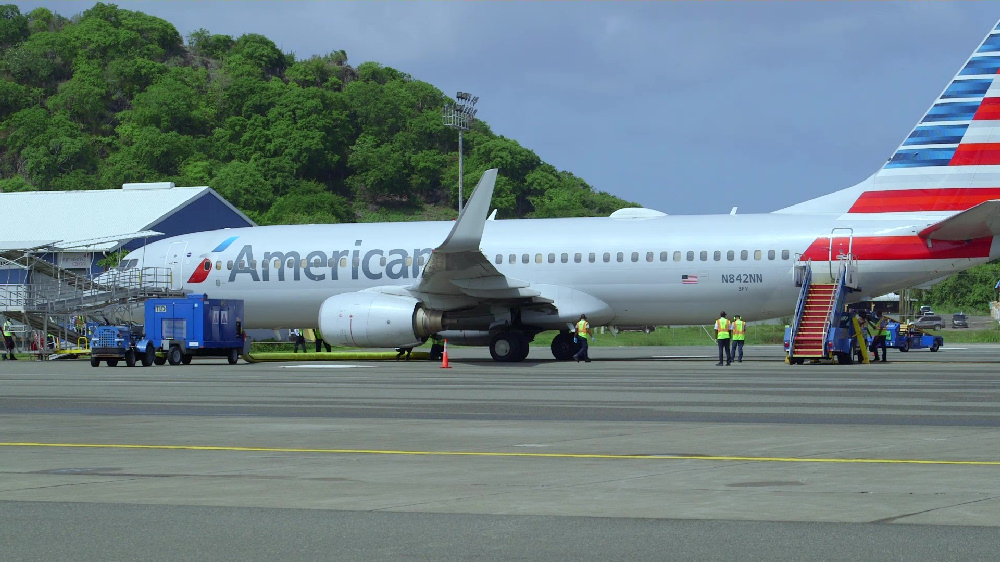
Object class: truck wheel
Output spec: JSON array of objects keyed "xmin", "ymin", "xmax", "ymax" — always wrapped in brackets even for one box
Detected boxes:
[
  {"xmin": 125, "ymin": 349, "xmax": 136, "ymax": 368},
  {"xmin": 107, "ymin": 359, "xmax": 119, "ymax": 367},
  {"xmin": 90, "ymin": 356, "xmax": 100, "ymax": 367},
  {"xmin": 227, "ymin": 348, "xmax": 239, "ymax": 365},
  {"xmin": 141, "ymin": 346, "xmax": 155, "ymax": 367},
  {"xmin": 154, "ymin": 354, "xmax": 166, "ymax": 366},
  {"xmin": 181, "ymin": 354, "xmax": 192, "ymax": 365},
  {"xmin": 167, "ymin": 346, "xmax": 182, "ymax": 365},
  {"xmin": 930, "ymin": 340, "xmax": 941, "ymax": 352},
  {"xmin": 899, "ymin": 341, "xmax": 909, "ymax": 352}
]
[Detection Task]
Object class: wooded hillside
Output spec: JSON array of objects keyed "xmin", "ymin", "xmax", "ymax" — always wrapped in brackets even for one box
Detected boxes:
[{"xmin": 0, "ymin": 3, "xmax": 635, "ymax": 224}]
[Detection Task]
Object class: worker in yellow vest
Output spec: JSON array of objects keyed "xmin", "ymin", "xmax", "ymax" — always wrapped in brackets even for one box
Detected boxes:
[
  {"xmin": 2, "ymin": 318, "xmax": 16, "ymax": 360},
  {"xmin": 573, "ymin": 314, "xmax": 592, "ymax": 362},
  {"xmin": 731, "ymin": 314, "xmax": 746, "ymax": 363},
  {"xmin": 714, "ymin": 311, "xmax": 732, "ymax": 366}
]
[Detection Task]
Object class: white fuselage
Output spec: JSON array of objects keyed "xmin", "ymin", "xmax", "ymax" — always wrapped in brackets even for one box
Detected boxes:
[{"xmin": 123, "ymin": 211, "xmax": 998, "ymax": 329}]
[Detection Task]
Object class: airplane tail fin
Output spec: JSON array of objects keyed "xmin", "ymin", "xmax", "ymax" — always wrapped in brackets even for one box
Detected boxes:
[{"xmin": 778, "ymin": 20, "xmax": 1000, "ymax": 216}]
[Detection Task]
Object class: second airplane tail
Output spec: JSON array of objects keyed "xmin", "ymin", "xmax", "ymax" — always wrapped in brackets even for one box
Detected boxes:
[{"xmin": 778, "ymin": 19, "xmax": 1000, "ymax": 217}]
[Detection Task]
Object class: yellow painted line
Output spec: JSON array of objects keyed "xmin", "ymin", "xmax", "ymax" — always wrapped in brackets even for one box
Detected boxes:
[{"xmin": 0, "ymin": 442, "xmax": 998, "ymax": 465}]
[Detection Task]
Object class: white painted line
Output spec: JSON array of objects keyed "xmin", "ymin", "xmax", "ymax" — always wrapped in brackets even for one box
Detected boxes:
[
  {"xmin": 281, "ymin": 364, "xmax": 376, "ymax": 369},
  {"xmin": 651, "ymin": 355, "xmax": 713, "ymax": 359}
]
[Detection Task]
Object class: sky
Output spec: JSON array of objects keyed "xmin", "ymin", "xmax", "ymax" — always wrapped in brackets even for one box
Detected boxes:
[{"xmin": 21, "ymin": 1, "xmax": 1000, "ymax": 215}]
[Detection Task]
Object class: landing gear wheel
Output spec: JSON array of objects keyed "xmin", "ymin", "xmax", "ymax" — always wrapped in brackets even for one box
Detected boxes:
[
  {"xmin": 514, "ymin": 334, "xmax": 530, "ymax": 362},
  {"xmin": 106, "ymin": 359, "xmax": 119, "ymax": 367},
  {"xmin": 227, "ymin": 348, "xmax": 239, "ymax": 365},
  {"xmin": 551, "ymin": 332, "xmax": 579, "ymax": 361},
  {"xmin": 490, "ymin": 333, "xmax": 524, "ymax": 362},
  {"xmin": 125, "ymin": 349, "xmax": 136, "ymax": 367},
  {"xmin": 141, "ymin": 346, "xmax": 155, "ymax": 367},
  {"xmin": 154, "ymin": 354, "xmax": 166, "ymax": 366},
  {"xmin": 90, "ymin": 356, "xmax": 100, "ymax": 367},
  {"xmin": 167, "ymin": 346, "xmax": 182, "ymax": 365},
  {"xmin": 181, "ymin": 354, "xmax": 193, "ymax": 365}
]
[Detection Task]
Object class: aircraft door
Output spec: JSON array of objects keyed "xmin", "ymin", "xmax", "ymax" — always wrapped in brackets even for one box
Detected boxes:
[
  {"xmin": 828, "ymin": 228, "xmax": 853, "ymax": 280},
  {"xmin": 166, "ymin": 242, "xmax": 188, "ymax": 290}
]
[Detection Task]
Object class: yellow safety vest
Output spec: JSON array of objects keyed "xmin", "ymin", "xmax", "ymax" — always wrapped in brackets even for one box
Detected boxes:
[
  {"xmin": 576, "ymin": 320, "xmax": 590, "ymax": 339},
  {"xmin": 732, "ymin": 320, "xmax": 745, "ymax": 341},
  {"xmin": 715, "ymin": 318, "xmax": 730, "ymax": 339},
  {"xmin": 2, "ymin": 322, "xmax": 12, "ymax": 337}
]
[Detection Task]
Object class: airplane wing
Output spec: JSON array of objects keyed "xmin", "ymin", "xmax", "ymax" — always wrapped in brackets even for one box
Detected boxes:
[
  {"xmin": 411, "ymin": 169, "xmax": 549, "ymax": 309},
  {"xmin": 918, "ymin": 199, "xmax": 1000, "ymax": 240}
]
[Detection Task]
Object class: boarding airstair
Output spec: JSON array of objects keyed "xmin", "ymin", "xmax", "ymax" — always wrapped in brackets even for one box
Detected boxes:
[
  {"xmin": 787, "ymin": 255, "xmax": 861, "ymax": 362},
  {"xmin": 1, "ymin": 250, "xmax": 183, "ymax": 357}
]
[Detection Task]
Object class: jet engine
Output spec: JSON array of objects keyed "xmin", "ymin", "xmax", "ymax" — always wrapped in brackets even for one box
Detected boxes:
[{"xmin": 318, "ymin": 292, "xmax": 444, "ymax": 348}]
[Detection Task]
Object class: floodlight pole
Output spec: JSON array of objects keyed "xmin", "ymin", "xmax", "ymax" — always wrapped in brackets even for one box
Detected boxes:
[{"xmin": 443, "ymin": 91, "xmax": 479, "ymax": 215}]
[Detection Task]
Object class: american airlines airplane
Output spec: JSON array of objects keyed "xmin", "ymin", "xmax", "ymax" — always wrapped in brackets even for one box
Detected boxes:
[{"xmin": 119, "ymin": 20, "xmax": 1000, "ymax": 362}]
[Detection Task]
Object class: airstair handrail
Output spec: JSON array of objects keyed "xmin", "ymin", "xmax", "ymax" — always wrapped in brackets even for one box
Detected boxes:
[{"xmin": 788, "ymin": 260, "xmax": 813, "ymax": 357}]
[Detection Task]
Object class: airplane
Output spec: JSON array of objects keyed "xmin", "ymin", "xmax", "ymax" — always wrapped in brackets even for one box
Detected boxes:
[{"xmin": 117, "ymin": 19, "xmax": 1000, "ymax": 362}]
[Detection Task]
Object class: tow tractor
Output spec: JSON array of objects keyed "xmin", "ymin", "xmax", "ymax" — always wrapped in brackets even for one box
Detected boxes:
[
  {"xmin": 89, "ymin": 323, "xmax": 155, "ymax": 367},
  {"xmin": 866, "ymin": 317, "xmax": 943, "ymax": 353}
]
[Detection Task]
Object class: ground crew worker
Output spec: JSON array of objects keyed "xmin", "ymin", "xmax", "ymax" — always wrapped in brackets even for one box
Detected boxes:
[
  {"xmin": 714, "ymin": 311, "xmax": 732, "ymax": 366},
  {"xmin": 314, "ymin": 328, "xmax": 332, "ymax": 352},
  {"xmin": 290, "ymin": 328, "xmax": 306, "ymax": 353},
  {"xmin": 573, "ymin": 314, "xmax": 592, "ymax": 362},
  {"xmin": 870, "ymin": 314, "xmax": 890, "ymax": 363},
  {"xmin": 731, "ymin": 314, "xmax": 746, "ymax": 363},
  {"xmin": 3, "ymin": 318, "xmax": 16, "ymax": 360},
  {"xmin": 429, "ymin": 334, "xmax": 444, "ymax": 360}
]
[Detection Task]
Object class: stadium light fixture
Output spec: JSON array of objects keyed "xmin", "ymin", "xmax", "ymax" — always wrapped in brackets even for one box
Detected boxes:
[{"xmin": 443, "ymin": 90, "xmax": 480, "ymax": 214}]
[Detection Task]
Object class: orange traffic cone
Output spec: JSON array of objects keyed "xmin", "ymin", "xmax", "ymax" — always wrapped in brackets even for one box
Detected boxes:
[{"xmin": 440, "ymin": 338, "xmax": 451, "ymax": 368}]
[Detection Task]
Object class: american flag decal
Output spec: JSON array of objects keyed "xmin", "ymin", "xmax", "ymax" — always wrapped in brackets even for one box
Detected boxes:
[{"xmin": 681, "ymin": 274, "xmax": 699, "ymax": 284}]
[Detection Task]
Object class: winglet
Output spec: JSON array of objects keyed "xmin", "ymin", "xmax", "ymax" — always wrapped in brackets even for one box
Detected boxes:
[{"xmin": 436, "ymin": 169, "xmax": 498, "ymax": 253}]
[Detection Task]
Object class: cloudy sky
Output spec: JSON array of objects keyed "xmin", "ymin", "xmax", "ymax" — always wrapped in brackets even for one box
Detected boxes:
[{"xmin": 24, "ymin": 1, "xmax": 1000, "ymax": 215}]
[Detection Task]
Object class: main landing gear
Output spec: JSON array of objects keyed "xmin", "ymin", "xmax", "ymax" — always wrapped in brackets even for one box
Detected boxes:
[
  {"xmin": 489, "ymin": 332, "xmax": 531, "ymax": 362},
  {"xmin": 550, "ymin": 331, "xmax": 580, "ymax": 361}
]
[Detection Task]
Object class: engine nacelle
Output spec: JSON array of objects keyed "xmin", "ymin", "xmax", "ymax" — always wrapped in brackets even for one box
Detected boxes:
[{"xmin": 319, "ymin": 292, "xmax": 442, "ymax": 348}]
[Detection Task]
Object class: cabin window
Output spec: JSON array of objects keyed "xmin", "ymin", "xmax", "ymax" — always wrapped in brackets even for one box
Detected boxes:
[
  {"xmin": 548, "ymin": 253, "xmax": 555, "ymax": 263},
  {"xmin": 495, "ymin": 254, "xmax": 502, "ymax": 264},
  {"xmin": 509, "ymin": 254, "xmax": 516, "ymax": 264},
  {"xmin": 727, "ymin": 250, "xmax": 735, "ymax": 261},
  {"xmin": 781, "ymin": 250, "xmax": 790, "ymax": 260},
  {"xmin": 674, "ymin": 251, "xmax": 682, "ymax": 262},
  {"xmin": 226, "ymin": 260, "xmax": 233, "ymax": 270},
  {"xmin": 203, "ymin": 261, "xmax": 211, "ymax": 271},
  {"xmin": 522, "ymin": 254, "xmax": 529, "ymax": 264},
  {"xmin": 251, "ymin": 260, "xmax": 257, "ymax": 269},
  {"xmin": 299, "ymin": 259, "xmax": 306, "ymax": 269},
  {"xmin": 646, "ymin": 252, "xmax": 654, "ymax": 263},
  {"xmin": 603, "ymin": 252, "xmax": 611, "ymax": 263},
  {"xmin": 754, "ymin": 250, "xmax": 762, "ymax": 260},
  {"xmin": 700, "ymin": 251, "xmax": 708, "ymax": 261},
  {"xmin": 379, "ymin": 257, "xmax": 386, "ymax": 267},
  {"xmin": 768, "ymin": 250, "xmax": 775, "ymax": 260},
  {"xmin": 535, "ymin": 253, "xmax": 543, "ymax": 264},
  {"xmin": 418, "ymin": 256, "xmax": 426, "ymax": 266},
  {"xmin": 741, "ymin": 250, "xmax": 748, "ymax": 261},
  {"xmin": 617, "ymin": 252, "xmax": 624, "ymax": 263},
  {"xmin": 713, "ymin": 251, "xmax": 721, "ymax": 261},
  {"xmin": 631, "ymin": 252, "xmax": 639, "ymax": 262},
  {"xmin": 575, "ymin": 253, "xmax": 582, "ymax": 263},
  {"xmin": 216, "ymin": 261, "xmax": 222, "ymax": 270},
  {"xmin": 561, "ymin": 253, "xmax": 569, "ymax": 263},
  {"xmin": 589, "ymin": 252, "xmax": 596, "ymax": 263},
  {"xmin": 660, "ymin": 251, "xmax": 668, "ymax": 262},
  {"xmin": 239, "ymin": 260, "xmax": 246, "ymax": 269},
  {"xmin": 404, "ymin": 257, "xmax": 412, "ymax": 267},
  {"xmin": 342, "ymin": 257, "xmax": 349, "ymax": 268},
  {"xmin": 686, "ymin": 251, "xmax": 694, "ymax": 261}
]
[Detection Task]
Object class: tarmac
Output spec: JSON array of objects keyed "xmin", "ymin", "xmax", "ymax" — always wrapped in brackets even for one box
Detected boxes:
[{"xmin": 3, "ymin": 343, "xmax": 1000, "ymax": 560}]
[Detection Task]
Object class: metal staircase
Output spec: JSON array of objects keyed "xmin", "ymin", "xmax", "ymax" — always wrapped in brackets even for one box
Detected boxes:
[
  {"xmin": 1, "ymin": 250, "xmax": 183, "ymax": 357},
  {"xmin": 788, "ymin": 256, "xmax": 859, "ymax": 361}
]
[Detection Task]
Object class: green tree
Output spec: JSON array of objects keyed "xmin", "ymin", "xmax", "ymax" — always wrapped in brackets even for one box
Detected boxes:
[
  {"xmin": 0, "ymin": 4, "xmax": 29, "ymax": 48},
  {"xmin": 261, "ymin": 180, "xmax": 353, "ymax": 225}
]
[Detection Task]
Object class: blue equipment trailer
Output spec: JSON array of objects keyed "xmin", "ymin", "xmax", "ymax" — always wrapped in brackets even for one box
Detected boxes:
[{"xmin": 145, "ymin": 294, "xmax": 246, "ymax": 365}]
